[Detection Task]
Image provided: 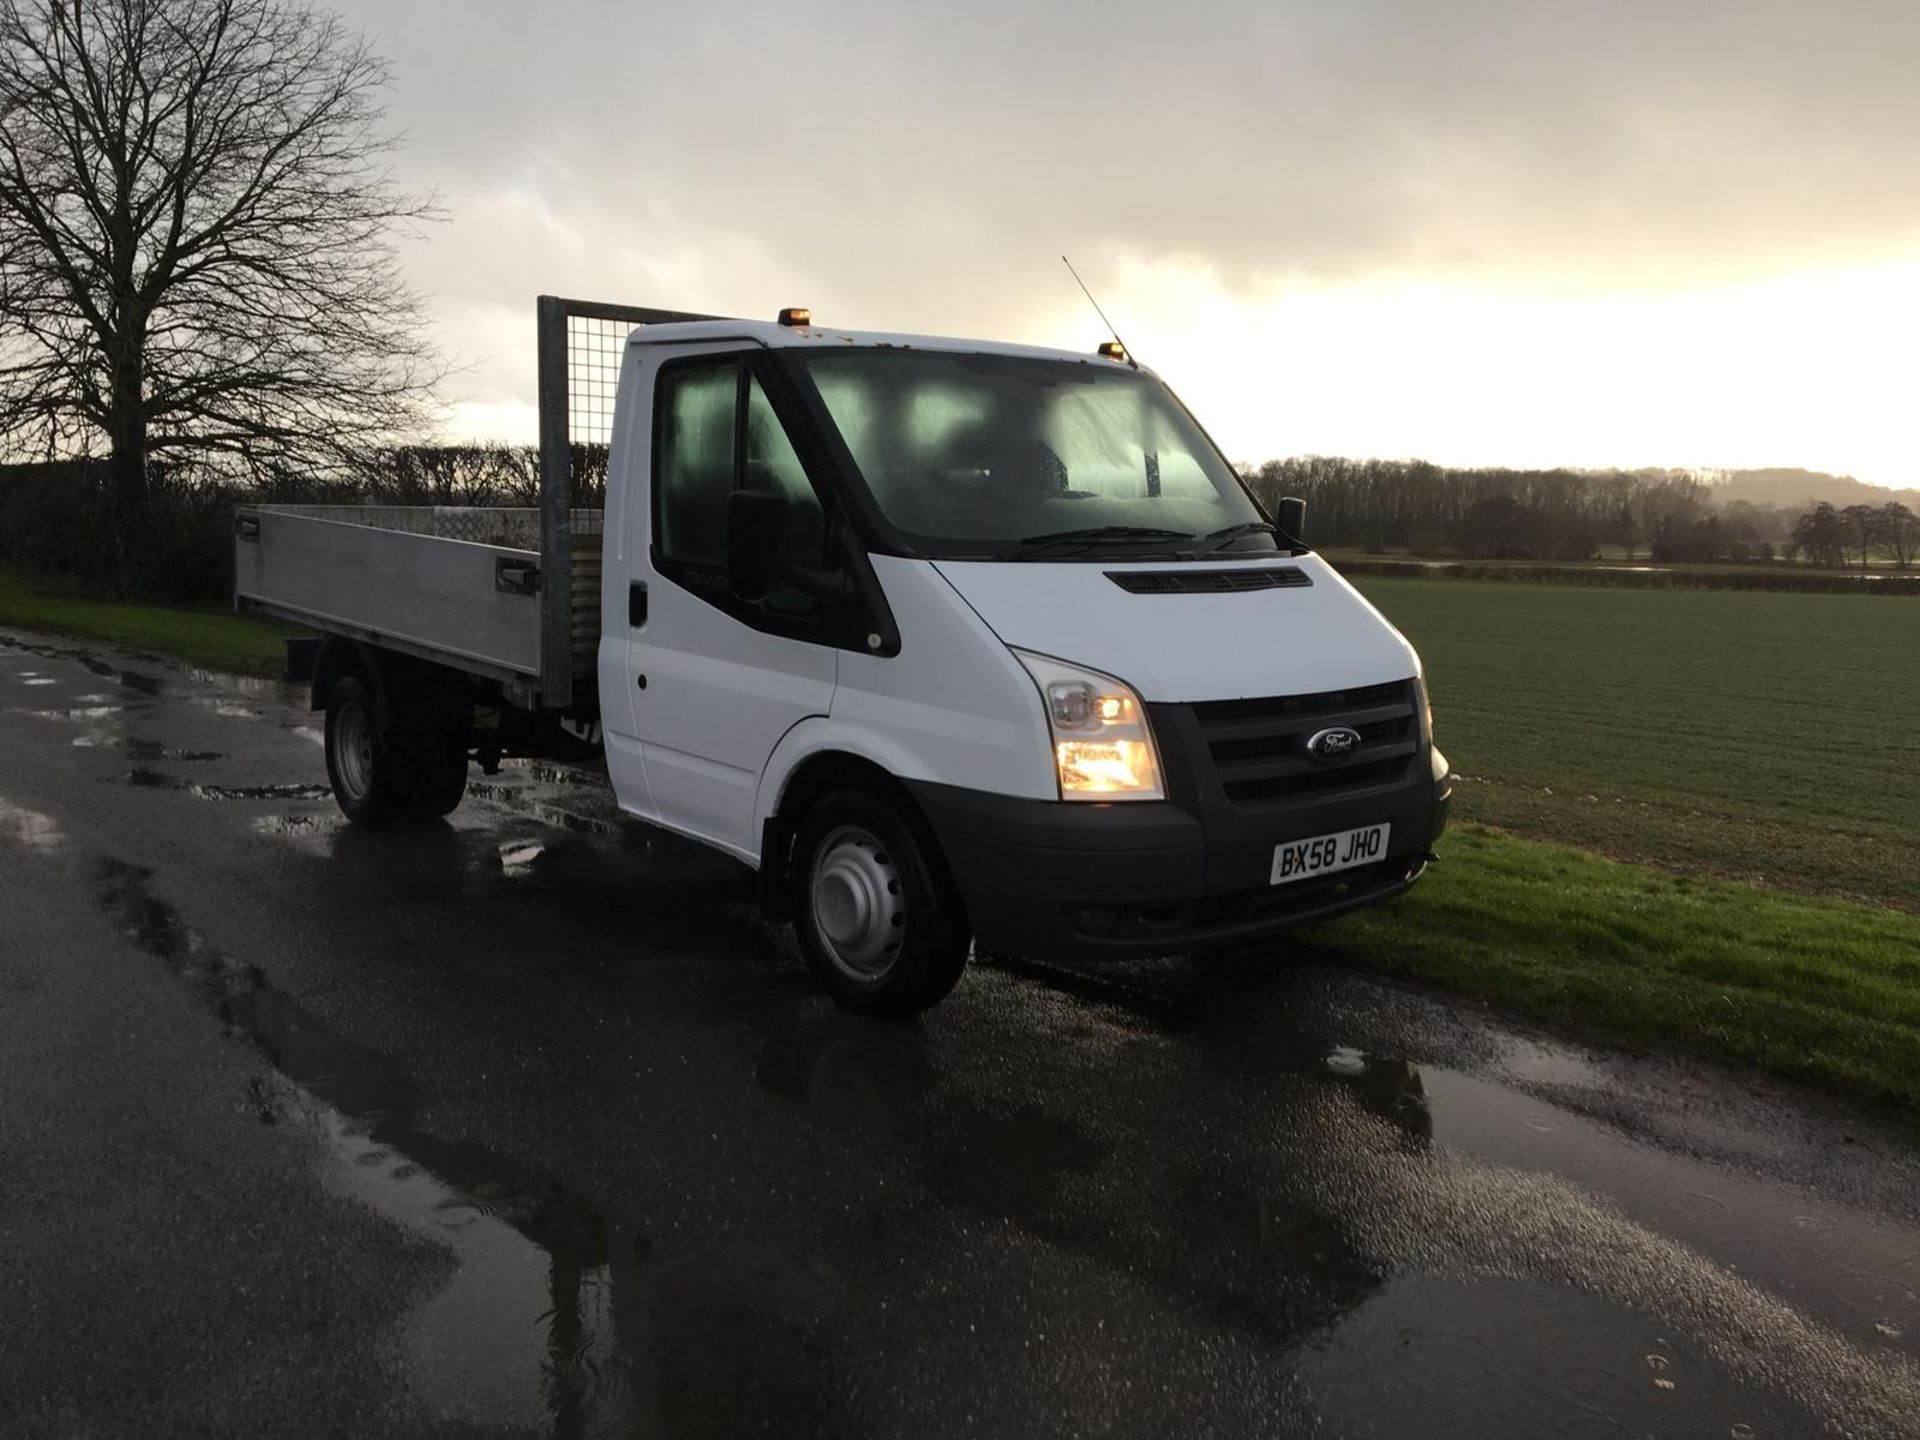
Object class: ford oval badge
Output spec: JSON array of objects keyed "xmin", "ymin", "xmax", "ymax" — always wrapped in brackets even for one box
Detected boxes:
[{"xmin": 1305, "ymin": 726, "xmax": 1362, "ymax": 762}]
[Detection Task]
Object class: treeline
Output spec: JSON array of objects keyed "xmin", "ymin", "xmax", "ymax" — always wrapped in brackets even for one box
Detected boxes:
[
  {"xmin": 8, "ymin": 448, "xmax": 1918, "ymax": 607},
  {"xmin": 1789, "ymin": 501, "xmax": 1920, "ymax": 568},
  {"xmin": 1241, "ymin": 457, "xmax": 1918, "ymax": 567},
  {"xmin": 246, "ymin": 442, "xmax": 610, "ymax": 509}
]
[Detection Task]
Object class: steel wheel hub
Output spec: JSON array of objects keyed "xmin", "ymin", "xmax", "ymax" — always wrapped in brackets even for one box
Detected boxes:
[
  {"xmin": 811, "ymin": 825, "xmax": 904, "ymax": 978},
  {"xmin": 332, "ymin": 699, "xmax": 374, "ymax": 801}
]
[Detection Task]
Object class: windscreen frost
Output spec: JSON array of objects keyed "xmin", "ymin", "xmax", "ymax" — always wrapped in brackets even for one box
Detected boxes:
[{"xmin": 801, "ymin": 351, "xmax": 1271, "ymax": 556}]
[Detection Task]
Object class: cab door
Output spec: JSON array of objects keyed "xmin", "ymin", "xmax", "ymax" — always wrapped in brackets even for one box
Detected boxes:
[{"xmin": 623, "ymin": 345, "xmax": 839, "ymax": 861}]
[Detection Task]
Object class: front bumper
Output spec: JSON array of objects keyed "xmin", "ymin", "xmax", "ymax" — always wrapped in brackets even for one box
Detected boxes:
[{"xmin": 912, "ymin": 745, "xmax": 1450, "ymax": 961}]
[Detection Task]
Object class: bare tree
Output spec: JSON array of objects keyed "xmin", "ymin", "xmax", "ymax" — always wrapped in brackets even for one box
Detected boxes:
[
  {"xmin": 1839, "ymin": 503, "xmax": 1882, "ymax": 568},
  {"xmin": 1882, "ymin": 502, "xmax": 1919, "ymax": 569},
  {"xmin": 1792, "ymin": 502, "xmax": 1850, "ymax": 568},
  {"xmin": 0, "ymin": 0, "xmax": 441, "ymax": 589}
]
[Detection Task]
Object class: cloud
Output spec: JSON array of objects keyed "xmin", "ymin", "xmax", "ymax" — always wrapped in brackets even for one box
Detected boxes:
[
  {"xmin": 352, "ymin": 0, "xmax": 1920, "ymax": 305},
  {"xmin": 334, "ymin": 0, "xmax": 1920, "ymax": 478}
]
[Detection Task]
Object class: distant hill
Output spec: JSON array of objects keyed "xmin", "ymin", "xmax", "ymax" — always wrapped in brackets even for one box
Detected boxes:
[{"xmin": 1707, "ymin": 468, "xmax": 1920, "ymax": 511}]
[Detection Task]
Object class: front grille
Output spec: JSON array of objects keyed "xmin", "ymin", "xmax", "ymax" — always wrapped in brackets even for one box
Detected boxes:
[
  {"xmin": 1107, "ymin": 567, "xmax": 1312, "ymax": 594},
  {"xmin": 1183, "ymin": 679, "xmax": 1421, "ymax": 809},
  {"xmin": 1192, "ymin": 679, "xmax": 1410, "ymax": 726},
  {"xmin": 1207, "ymin": 714, "xmax": 1411, "ymax": 766},
  {"xmin": 1221, "ymin": 756, "xmax": 1410, "ymax": 804}
]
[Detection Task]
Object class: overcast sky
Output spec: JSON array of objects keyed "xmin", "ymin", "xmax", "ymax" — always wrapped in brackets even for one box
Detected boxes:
[{"xmin": 334, "ymin": 0, "xmax": 1920, "ymax": 485}]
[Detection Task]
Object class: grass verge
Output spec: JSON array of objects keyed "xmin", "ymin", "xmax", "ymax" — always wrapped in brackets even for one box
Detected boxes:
[
  {"xmin": 0, "ymin": 570, "xmax": 293, "ymax": 677},
  {"xmin": 1306, "ymin": 824, "xmax": 1920, "ymax": 1110}
]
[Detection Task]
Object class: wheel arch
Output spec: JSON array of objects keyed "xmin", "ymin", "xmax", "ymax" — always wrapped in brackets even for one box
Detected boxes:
[
  {"xmin": 310, "ymin": 634, "xmax": 375, "ymax": 714},
  {"xmin": 311, "ymin": 635, "xmax": 470, "ymax": 732},
  {"xmin": 754, "ymin": 733, "xmax": 944, "ymax": 923}
]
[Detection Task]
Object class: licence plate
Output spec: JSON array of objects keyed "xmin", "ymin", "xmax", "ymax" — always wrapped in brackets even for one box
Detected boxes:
[{"xmin": 1270, "ymin": 823, "xmax": 1391, "ymax": 886}]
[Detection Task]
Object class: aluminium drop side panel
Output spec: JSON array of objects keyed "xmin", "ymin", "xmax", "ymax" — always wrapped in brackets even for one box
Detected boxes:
[{"xmin": 234, "ymin": 509, "xmax": 542, "ymax": 679}]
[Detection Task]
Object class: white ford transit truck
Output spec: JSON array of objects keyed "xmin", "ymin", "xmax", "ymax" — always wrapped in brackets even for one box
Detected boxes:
[{"xmin": 237, "ymin": 298, "xmax": 1450, "ymax": 1015}]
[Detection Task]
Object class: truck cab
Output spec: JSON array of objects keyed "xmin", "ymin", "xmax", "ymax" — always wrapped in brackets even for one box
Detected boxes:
[
  {"xmin": 595, "ymin": 316, "xmax": 1449, "ymax": 1012},
  {"xmin": 240, "ymin": 305, "xmax": 1449, "ymax": 1015}
]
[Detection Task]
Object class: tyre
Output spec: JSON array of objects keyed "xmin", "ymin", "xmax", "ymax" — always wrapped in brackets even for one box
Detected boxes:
[
  {"xmin": 792, "ymin": 787, "xmax": 972, "ymax": 1016},
  {"xmin": 324, "ymin": 676, "xmax": 423, "ymax": 827},
  {"xmin": 408, "ymin": 729, "xmax": 469, "ymax": 820}
]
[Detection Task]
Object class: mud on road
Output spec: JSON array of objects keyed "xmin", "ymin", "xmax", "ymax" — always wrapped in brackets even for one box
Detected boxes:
[{"xmin": 1, "ymin": 627, "xmax": 1917, "ymax": 1439}]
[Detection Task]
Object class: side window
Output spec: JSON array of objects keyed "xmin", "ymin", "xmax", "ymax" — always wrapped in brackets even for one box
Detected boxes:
[
  {"xmin": 744, "ymin": 375, "xmax": 826, "ymax": 566},
  {"xmin": 655, "ymin": 360, "xmax": 738, "ymax": 569}
]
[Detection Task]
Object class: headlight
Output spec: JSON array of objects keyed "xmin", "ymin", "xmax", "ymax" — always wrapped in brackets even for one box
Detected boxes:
[
  {"xmin": 1012, "ymin": 650, "xmax": 1164, "ymax": 801},
  {"xmin": 1418, "ymin": 676, "xmax": 1434, "ymax": 741}
]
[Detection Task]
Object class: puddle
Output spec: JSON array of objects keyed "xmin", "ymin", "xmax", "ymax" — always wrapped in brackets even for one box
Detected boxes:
[
  {"xmin": 1294, "ymin": 1273, "xmax": 1803, "ymax": 1438},
  {"xmin": 980, "ymin": 951, "xmax": 1920, "ymax": 1422},
  {"xmin": 125, "ymin": 770, "xmax": 331, "ymax": 802},
  {"xmin": 504, "ymin": 760, "xmax": 611, "ymax": 790},
  {"xmin": 191, "ymin": 698, "xmax": 261, "ymax": 720},
  {"xmin": 206, "ymin": 783, "xmax": 332, "ymax": 802},
  {"xmin": 0, "ymin": 796, "xmax": 65, "ymax": 852},
  {"xmin": 186, "ymin": 667, "xmax": 290, "ymax": 700},
  {"xmin": 1499, "ymin": 1040, "xmax": 1608, "ymax": 1090},
  {"xmin": 24, "ymin": 705, "xmax": 123, "ymax": 722},
  {"xmin": 88, "ymin": 858, "xmax": 848, "ymax": 1436},
  {"xmin": 126, "ymin": 739, "xmax": 225, "ymax": 763},
  {"xmin": 0, "ymin": 633, "xmax": 163, "ymax": 694},
  {"xmin": 197, "ymin": 782, "xmax": 330, "ymax": 802},
  {"xmin": 252, "ymin": 813, "xmax": 343, "ymax": 842},
  {"xmin": 498, "ymin": 841, "xmax": 545, "ymax": 877},
  {"xmin": 468, "ymin": 779, "xmax": 622, "ymax": 837}
]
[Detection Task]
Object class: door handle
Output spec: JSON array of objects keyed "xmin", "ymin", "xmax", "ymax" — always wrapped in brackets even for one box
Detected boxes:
[{"xmin": 628, "ymin": 581, "xmax": 648, "ymax": 628}]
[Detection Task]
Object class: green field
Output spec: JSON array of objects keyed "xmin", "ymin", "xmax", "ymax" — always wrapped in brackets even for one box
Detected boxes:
[{"xmin": 1351, "ymin": 577, "xmax": 1920, "ymax": 914}]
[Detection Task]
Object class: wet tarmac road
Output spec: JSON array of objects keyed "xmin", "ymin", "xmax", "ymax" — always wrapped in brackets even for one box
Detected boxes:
[{"xmin": 2, "ymin": 627, "xmax": 1918, "ymax": 1439}]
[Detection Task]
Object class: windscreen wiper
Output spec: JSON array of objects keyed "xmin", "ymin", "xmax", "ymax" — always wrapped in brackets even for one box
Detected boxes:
[
  {"xmin": 1015, "ymin": 525, "xmax": 1194, "ymax": 557},
  {"xmin": 1196, "ymin": 520, "xmax": 1296, "ymax": 556}
]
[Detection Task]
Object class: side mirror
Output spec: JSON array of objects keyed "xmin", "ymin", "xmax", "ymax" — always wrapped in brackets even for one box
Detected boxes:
[
  {"xmin": 727, "ymin": 490, "xmax": 789, "ymax": 603},
  {"xmin": 1276, "ymin": 495, "xmax": 1307, "ymax": 544}
]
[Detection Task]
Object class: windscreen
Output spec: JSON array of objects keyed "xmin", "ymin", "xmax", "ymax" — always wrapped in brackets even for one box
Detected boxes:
[{"xmin": 798, "ymin": 351, "xmax": 1271, "ymax": 556}]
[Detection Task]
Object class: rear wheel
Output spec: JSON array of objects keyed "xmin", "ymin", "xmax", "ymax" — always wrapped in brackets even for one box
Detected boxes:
[
  {"xmin": 410, "ymin": 729, "xmax": 470, "ymax": 820},
  {"xmin": 792, "ymin": 788, "xmax": 971, "ymax": 1016},
  {"xmin": 324, "ymin": 677, "xmax": 416, "ymax": 827}
]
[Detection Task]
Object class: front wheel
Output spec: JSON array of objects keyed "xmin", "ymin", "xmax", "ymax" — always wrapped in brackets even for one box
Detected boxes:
[{"xmin": 792, "ymin": 788, "xmax": 971, "ymax": 1017}]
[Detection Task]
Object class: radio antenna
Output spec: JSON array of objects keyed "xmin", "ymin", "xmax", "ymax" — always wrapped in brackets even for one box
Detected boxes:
[{"xmin": 1061, "ymin": 255, "xmax": 1138, "ymax": 369}]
